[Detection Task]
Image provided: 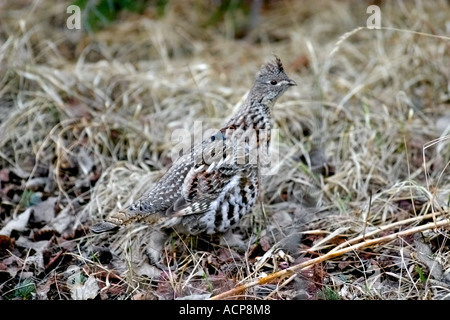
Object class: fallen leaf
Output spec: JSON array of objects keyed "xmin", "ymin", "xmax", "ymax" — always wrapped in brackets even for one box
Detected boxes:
[
  {"xmin": 70, "ymin": 276, "xmax": 99, "ymax": 300},
  {"xmin": 0, "ymin": 208, "xmax": 32, "ymax": 236},
  {"xmin": 15, "ymin": 236, "xmax": 49, "ymax": 273},
  {"xmin": 30, "ymin": 197, "xmax": 57, "ymax": 224},
  {"xmin": 134, "ymin": 262, "xmax": 162, "ymax": 278},
  {"xmin": 10, "ymin": 167, "xmax": 29, "ymax": 179},
  {"xmin": 132, "ymin": 292, "xmax": 152, "ymax": 300},
  {"xmin": 44, "ymin": 248, "xmax": 65, "ymax": 271},
  {"xmin": 2, "ymin": 255, "xmax": 22, "ymax": 278},
  {"xmin": 46, "ymin": 205, "xmax": 77, "ymax": 235},
  {"xmin": 25, "ymin": 178, "xmax": 48, "ymax": 189},
  {"xmin": 15, "ymin": 236, "xmax": 49, "ymax": 252},
  {"xmin": 0, "ymin": 234, "xmax": 14, "ymax": 252},
  {"xmin": 217, "ymin": 247, "xmax": 242, "ymax": 265},
  {"xmin": 259, "ymin": 235, "xmax": 272, "ymax": 252},
  {"xmin": 414, "ymin": 234, "xmax": 443, "ymax": 281},
  {"xmin": 272, "ymin": 211, "xmax": 293, "ymax": 228},
  {"xmin": 35, "ymin": 276, "xmax": 55, "ymax": 300},
  {"xmin": 32, "ymin": 229, "xmax": 59, "ymax": 241},
  {"xmin": 0, "ymin": 168, "xmax": 10, "ymax": 182},
  {"xmin": 156, "ymin": 272, "xmax": 176, "ymax": 300}
]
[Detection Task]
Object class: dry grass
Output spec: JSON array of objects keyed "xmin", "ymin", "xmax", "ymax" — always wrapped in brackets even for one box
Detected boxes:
[{"xmin": 0, "ymin": 0, "xmax": 449, "ymax": 300}]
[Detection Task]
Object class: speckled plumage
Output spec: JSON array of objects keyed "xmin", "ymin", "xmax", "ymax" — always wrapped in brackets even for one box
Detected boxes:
[{"xmin": 92, "ymin": 56, "xmax": 296, "ymax": 236}]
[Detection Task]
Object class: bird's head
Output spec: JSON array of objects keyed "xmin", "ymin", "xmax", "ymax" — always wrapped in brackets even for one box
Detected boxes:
[{"xmin": 252, "ymin": 56, "xmax": 296, "ymax": 104}]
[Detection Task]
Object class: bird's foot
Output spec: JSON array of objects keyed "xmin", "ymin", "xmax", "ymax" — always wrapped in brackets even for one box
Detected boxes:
[
  {"xmin": 145, "ymin": 230, "xmax": 178, "ymax": 271},
  {"xmin": 220, "ymin": 229, "xmax": 247, "ymax": 251}
]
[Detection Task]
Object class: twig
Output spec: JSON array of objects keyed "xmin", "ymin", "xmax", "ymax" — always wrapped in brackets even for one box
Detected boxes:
[
  {"xmin": 210, "ymin": 217, "xmax": 450, "ymax": 300},
  {"xmin": 328, "ymin": 210, "xmax": 446, "ymax": 254},
  {"xmin": 362, "ymin": 191, "xmax": 372, "ymax": 240},
  {"xmin": 264, "ymin": 273, "xmax": 298, "ymax": 300}
]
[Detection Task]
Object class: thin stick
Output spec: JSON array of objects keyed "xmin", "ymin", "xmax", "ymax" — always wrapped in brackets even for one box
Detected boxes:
[
  {"xmin": 363, "ymin": 191, "xmax": 372, "ymax": 240},
  {"xmin": 264, "ymin": 273, "xmax": 298, "ymax": 300},
  {"xmin": 327, "ymin": 210, "xmax": 446, "ymax": 254},
  {"xmin": 210, "ymin": 217, "xmax": 450, "ymax": 300}
]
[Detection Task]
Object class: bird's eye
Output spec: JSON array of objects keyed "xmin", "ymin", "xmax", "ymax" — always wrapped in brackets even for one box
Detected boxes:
[{"xmin": 270, "ymin": 80, "xmax": 277, "ymax": 85}]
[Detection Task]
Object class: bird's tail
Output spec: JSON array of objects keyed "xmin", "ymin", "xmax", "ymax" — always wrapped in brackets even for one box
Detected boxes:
[
  {"xmin": 91, "ymin": 220, "xmax": 119, "ymax": 233},
  {"xmin": 90, "ymin": 205, "xmax": 163, "ymax": 234}
]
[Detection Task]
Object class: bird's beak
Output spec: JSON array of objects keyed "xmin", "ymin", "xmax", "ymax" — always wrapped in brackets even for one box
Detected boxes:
[{"xmin": 287, "ymin": 79, "xmax": 297, "ymax": 86}]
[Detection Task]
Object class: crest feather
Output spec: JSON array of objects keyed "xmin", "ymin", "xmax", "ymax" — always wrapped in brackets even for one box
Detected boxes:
[{"xmin": 258, "ymin": 55, "xmax": 284, "ymax": 76}]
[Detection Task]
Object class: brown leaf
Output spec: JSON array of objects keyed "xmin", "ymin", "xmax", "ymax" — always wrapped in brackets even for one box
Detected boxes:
[
  {"xmin": 0, "ymin": 168, "xmax": 10, "ymax": 183},
  {"xmin": 132, "ymin": 292, "xmax": 154, "ymax": 300},
  {"xmin": 44, "ymin": 249, "xmax": 65, "ymax": 271},
  {"xmin": 0, "ymin": 234, "xmax": 14, "ymax": 252},
  {"xmin": 35, "ymin": 276, "xmax": 55, "ymax": 300},
  {"xmin": 32, "ymin": 229, "xmax": 59, "ymax": 241},
  {"xmin": 259, "ymin": 235, "xmax": 272, "ymax": 252},
  {"xmin": 156, "ymin": 277, "xmax": 175, "ymax": 300},
  {"xmin": 0, "ymin": 256, "xmax": 20, "ymax": 278},
  {"xmin": 209, "ymin": 274, "xmax": 235, "ymax": 295},
  {"xmin": 217, "ymin": 247, "xmax": 242, "ymax": 263}
]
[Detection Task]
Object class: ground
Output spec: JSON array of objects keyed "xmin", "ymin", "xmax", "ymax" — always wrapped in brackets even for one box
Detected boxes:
[{"xmin": 0, "ymin": 0, "xmax": 449, "ymax": 300}]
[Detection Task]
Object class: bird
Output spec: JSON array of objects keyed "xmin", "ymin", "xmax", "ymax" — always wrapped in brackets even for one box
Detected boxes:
[{"xmin": 91, "ymin": 56, "xmax": 296, "ymax": 243}]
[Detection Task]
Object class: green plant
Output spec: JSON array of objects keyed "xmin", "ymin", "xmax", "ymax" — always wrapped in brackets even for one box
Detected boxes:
[
  {"xmin": 415, "ymin": 265, "xmax": 427, "ymax": 284},
  {"xmin": 72, "ymin": 0, "xmax": 155, "ymax": 32},
  {"xmin": 19, "ymin": 190, "xmax": 41, "ymax": 208},
  {"xmin": 317, "ymin": 287, "xmax": 341, "ymax": 300},
  {"xmin": 13, "ymin": 278, "xmax": 36, "ymax": 300}
]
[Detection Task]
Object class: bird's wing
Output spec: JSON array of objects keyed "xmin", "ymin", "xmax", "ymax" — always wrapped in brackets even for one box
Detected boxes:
[
  {"xmin": 164, "ymin": 163, "xmax": 244, "ymax": 217},
  {"xmin": 164, "ymin": 126, "xmax": 254, "ymax": 218}
]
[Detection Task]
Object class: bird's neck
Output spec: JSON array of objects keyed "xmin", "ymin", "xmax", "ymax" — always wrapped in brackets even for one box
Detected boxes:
[{"xmin": 226, "ymin": 94, "xmax": 272, "ymax": 131}]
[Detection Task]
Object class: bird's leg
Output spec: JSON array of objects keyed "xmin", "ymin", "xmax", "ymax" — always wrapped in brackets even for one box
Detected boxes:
[
  {"xmin": 145, "ymin": 229, "xmax": 179, "ymax": 271},
  {"xmin": 220, "ymin": 228, "xmax": 247, "ymax": 251}
]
